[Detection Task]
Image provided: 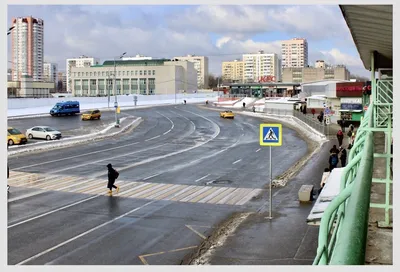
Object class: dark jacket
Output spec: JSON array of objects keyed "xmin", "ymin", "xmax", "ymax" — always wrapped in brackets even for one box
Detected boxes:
[
  {"xmin": 108, "ymin": 167, "xmax": 118, "ymax": 181},
  {"xmin": 329, "ymin": 153, "xmax": 339, "ymax": 167},
  {"xmin": 340, "ymin": 149, "xmax": 347, "ymax": 160}
]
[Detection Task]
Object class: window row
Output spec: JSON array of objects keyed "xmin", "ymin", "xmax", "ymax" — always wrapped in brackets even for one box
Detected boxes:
[{"xmin": 73, "ymin": 70, "xmax": 156, "ymax": 78}]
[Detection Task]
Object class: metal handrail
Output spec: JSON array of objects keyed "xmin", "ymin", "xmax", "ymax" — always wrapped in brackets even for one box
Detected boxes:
[{"xmin": 313, "ymin": 101, "xmax": 374, "ymax": 265}]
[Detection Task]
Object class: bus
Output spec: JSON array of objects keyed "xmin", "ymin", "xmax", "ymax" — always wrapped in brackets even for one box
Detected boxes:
[{"xmin": 50, "ymin": 101, "xmax": 80, "ymax": 116}]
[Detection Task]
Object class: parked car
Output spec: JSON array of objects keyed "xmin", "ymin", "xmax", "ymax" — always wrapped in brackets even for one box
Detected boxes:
[
  {"xmin": 7, "ymin": 127, "xmax": 27, "ymax": 146},
  {"xmin": 26, "ymin": 126, "xmax": 62, "ymax": 140},
  {"xmin": 220, "ymin": 111, "xmax": 235, "ymax": 119},
  {"xmin": 81, "ymin": 109, "xmax": 101, "ymax": 120}
]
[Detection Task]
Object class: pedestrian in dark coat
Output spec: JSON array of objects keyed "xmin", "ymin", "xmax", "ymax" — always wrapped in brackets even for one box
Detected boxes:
[
  {"xmin": 107, "ymin": 163, "xmax": 120, "ymax": 195},
  {"xmin": 329, "ymin": 152, "xmax": 339, "ymax": 171},
  {"xmin": 337, "ymin": 129, "xmax": 344, "ymax": 146},
  {"xmin": 330, "ymin": 145, "xmax": 339, "ymax": 154},
  {"xmin": 339, "ymin": 147, "xmax": 347, "ymax": 167}
]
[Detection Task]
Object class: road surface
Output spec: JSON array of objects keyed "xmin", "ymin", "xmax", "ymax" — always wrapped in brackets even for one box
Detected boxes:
[{"xmin": 8, "ymin": 104, "xmax": 308, "ymax": 265}]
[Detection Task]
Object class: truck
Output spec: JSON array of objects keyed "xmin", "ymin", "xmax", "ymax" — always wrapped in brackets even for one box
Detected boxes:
[{"xmin": 50, "ymin": 101, "xmax": 80, "ymax": 116}]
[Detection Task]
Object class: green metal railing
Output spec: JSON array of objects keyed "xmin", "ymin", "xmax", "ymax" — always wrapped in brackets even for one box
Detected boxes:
[{"xmin": 313, "ymin": 102, "xmax": 375, "ymax": 265}]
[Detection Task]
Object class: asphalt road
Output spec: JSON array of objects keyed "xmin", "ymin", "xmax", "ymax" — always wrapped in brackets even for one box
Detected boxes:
[
  {"xmin": 7, "ymin": 104, "xmax": 308, "ymax": 265},
  {"xmin": 8, "ymin": 110, "xmax": 131, "ymax": 143}
]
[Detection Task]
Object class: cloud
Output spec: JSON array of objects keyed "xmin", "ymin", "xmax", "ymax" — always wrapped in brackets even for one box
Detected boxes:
[
  {"xmin": 167, "ymin": 5, "xmax": 353, "ymax": 42},
  {"xmin": 7, "ymin": 5, "xmax": 368, "ymax": 78}
]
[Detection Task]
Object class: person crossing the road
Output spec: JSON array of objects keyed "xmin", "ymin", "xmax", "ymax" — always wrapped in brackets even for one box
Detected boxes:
[{"xmin": 106, "ymin": 163, "xmax": 120, "ymax": 196}]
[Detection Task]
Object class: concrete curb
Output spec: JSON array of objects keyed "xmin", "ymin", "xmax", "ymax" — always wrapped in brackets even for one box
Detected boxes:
[{"xmin": 8, "ymin": 117, "xmax": 143, "ymax": 156}]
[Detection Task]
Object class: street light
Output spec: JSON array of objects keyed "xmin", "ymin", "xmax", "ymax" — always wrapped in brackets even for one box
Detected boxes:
[{"xmin": 113, "ymin": 52, "xmax": 127, "ymax": 127}]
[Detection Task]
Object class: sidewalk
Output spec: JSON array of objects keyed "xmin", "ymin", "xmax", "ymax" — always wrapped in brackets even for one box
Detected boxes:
[{"xmin": 186, "ymin": 139, "xmax": 338, "ymax": 265}]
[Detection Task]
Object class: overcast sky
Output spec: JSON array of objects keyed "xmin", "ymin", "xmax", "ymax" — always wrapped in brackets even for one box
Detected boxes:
[{"xmin": 7, "ymin": 4, "xmax": 369, "ymax": 77}]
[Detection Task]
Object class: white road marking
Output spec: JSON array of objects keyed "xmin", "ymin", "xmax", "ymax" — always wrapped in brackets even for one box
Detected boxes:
[
  {"xmin": 195, "ymin": 174, "xmax": 210, "ymax": 182},
  {"xmin": 256, "ymin": 148, "xmax": 261, "ymax": 152},
  {"xmin": 15, "ymin": 200, "xmax": 157, "ymax": 265},
  {"xmin": 8, "ymin": 194, "xmax": 101, "ymax": 229},
  {"xmin": 156, "ymin": 111, "xmax": 174, "ymax": 135},
  {"xmin": 11, "ymin": 111, "xmax": 173, "ymax": 171},
  {"xmin": 10, "ymin": 141, "xmax": 140, "ymax": 171},
  {"xmin": 143, "ymin": 173, "xmax": 161, "ymax": 180},
  {"xmin": 232, "ymin": 159, "xmax": 242, "ymax": 165},
  {"xmin": 206, "ymin": 180, "xmax": 215, "ymax": 185},
  {"xmin": 145, "ymin": 135, "xmax": 161, "ymax": 141}
]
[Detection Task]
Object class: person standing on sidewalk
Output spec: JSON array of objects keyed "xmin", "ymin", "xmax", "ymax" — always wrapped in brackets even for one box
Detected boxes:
[
  {"xmin": 107, "ymin": 163, "xmax": 120, "ymax": 196},
  {"xmin": 329, "ymin": 152, "xmax": 339, "ymax": 171},
  {"xmin": 339, "ymin": 146, "xmax": 347, "ymax": 167},
  {"xmin": 336, "ymin": 129, "xmax": 344, "ymax": 146}
]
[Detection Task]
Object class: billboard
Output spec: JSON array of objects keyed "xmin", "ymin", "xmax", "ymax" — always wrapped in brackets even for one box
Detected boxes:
[{"xmin": 336, "ymin": 82, "xmax": 364, "ymax": 97}]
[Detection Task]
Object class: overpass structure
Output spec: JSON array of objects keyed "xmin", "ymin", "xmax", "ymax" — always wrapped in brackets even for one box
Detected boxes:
[{"xmin": 312, "ymin": 5, "xmax": 393, "ymax": 265}]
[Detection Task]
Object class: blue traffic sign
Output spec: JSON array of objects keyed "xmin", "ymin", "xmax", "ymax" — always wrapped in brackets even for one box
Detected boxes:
[{"xmin": 259, "ymin": 124, "xmax": 282, "ymax": 146}]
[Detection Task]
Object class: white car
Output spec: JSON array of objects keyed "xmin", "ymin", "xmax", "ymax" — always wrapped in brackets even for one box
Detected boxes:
[{"xmin": 26, "ymin": 126, "xmax": 62, "ymax": 140}]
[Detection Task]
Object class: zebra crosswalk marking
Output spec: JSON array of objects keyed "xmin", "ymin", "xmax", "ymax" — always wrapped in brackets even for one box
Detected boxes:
[{"xmin": 9, "ymin": 171, "xmax": 264, "ymax": 206}]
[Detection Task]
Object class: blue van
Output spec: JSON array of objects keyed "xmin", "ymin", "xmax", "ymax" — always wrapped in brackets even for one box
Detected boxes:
[{"xmin": 50, "ymin": 101, "xmax": 80, "ymax": 116}]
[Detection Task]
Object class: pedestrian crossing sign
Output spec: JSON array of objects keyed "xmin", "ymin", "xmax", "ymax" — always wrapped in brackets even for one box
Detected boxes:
[{"xmin": 259, "ymin": 124, "xmax": 282, "ymax": 146}]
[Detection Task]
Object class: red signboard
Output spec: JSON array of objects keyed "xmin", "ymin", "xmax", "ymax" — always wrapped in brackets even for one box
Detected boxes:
[
  {"xmin": 258, "ymin": 75, "xmax": 276, "ymax": 83},
  {"xmin": 336, "ymin": 82, "xmax": 364, "ymax": 97}
]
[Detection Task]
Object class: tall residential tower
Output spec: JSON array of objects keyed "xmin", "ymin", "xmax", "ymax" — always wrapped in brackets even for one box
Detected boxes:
[{"xmin": 11, "ymin": 16, "xmax": 44, "ymax": 81}]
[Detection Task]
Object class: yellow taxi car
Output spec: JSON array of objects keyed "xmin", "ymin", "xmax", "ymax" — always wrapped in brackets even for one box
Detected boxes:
[
  {"xmin": 7, "ymin": 127, "xmax": 27, "ymax": 146},
  {"xmin": 81, "ymin": 109, "xmax": 101, "ymax": 120},
  {"xmin": 220, "ymin": 110, "xmax": 235, "ymax": 119}
]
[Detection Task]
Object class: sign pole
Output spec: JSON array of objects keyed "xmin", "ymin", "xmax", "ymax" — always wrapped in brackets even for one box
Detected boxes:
[
  {"xmin": 268, "ymin": 145, "xmax": 273, "ymax": 219},
  {"xmin": 260, "ymin": 123, "xmax": 282, "ymax": 221}
]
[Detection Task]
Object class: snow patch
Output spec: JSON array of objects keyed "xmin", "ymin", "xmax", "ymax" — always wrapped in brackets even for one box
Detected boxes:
[{"xmin": 8, "ymin": 117, "xmax": 142, "ymax": 156}]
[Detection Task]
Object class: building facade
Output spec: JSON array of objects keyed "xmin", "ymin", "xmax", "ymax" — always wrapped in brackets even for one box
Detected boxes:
[
  {"xmin": 69, "ymin": 59, "xmax": 197, "ymax": 97},
  {"xmin": 121, "ymin": 54, "xmax": 152, "ymax": 61},
  {"xmin": 242, "ymin": 51, "xmax": 280, "ymax": 83},
  {"xmin": 282, "ymin": 66, "xmax": 351, "ymax": 83},
  {"xmin": 8, "ymin": 75, "xmax": 55, "ymax": 98},
  {"xmin": 66, "ymin": 56, "xmax": 100, "ymax": 93},
  {"xmin": 43, "ymin": 62, "xmax": 58, "ymax": 82},
  {"xmin": 11, "ymin": 16, "xmax": 44, "ymax": 81},
  {"xmin": 315, "ymin": 60, "xmax": 326, "ymax": 68},
  {"xmin": 221, "ymin": 60, "xmax": 244, "ymax": 82},
  {"xmin": 281, "ymin": 38, "xmax": 308, "ymax": 68},
  {"xmin": 173, "ymin": 55, "xmax": 209, "ymax": 88},
  {"xmin": 57, "ymin": 72, "xmax": 67, "ymax": 92}
]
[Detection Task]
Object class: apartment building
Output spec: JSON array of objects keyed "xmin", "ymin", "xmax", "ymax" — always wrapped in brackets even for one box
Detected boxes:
[
  {"xmin": 43, "ymin": 62, "xmax": 58, "ymax": 82},
  {"xmin": 281, "ymin": 38, "xmax": 308, "ymax": 68},
  {"xmin": 315, "ymin": 60, "xmax": 326, "ymax": 68},
  {"xmin": 10, "ymin": 16, "xmax": 44, "ymax": 81},
  {"xmin": 173, "ymin": 55, "xmax": 209, "ymax": 88},
  {"xmin": 66, "ymin": 55, "xmax": 100, "ymax": 92},
  {"xmin": 282, "ymin": 65, "xmax": 351, "ymax": 83},
  {"xmin": 57, "ymin": 72, "xmax": 67, "ymax": 92},
  {"xmin": 69, "ymin": 59, "xmax": 197, "ymax": 96},
  {"xmin": 242, "ymin": 50, "xmax": 280, "ymax": 83},
  {"xmin": 222, "ymin": 59, "xmax": 244, "ymax": 82}
]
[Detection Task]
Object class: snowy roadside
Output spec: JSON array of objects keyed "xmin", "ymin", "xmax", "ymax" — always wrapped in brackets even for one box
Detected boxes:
[
  {"xmin": 8, "ymin": 117, "xmax": 143, "ymax": 156},
  {"xmin": 8, "ymin": 97, "xmax": 217, "ymax": 119}
]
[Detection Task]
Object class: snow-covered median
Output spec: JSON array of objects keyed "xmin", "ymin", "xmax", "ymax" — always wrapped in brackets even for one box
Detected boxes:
[{"xmin": 8, "ymin": 117, "xmax": 143, "ymax": 156}]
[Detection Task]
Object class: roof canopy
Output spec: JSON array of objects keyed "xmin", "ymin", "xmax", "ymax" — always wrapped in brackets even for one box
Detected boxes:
[{"xmin": 339, "ymin": 5, "xmax": 392, "ymax": 70}]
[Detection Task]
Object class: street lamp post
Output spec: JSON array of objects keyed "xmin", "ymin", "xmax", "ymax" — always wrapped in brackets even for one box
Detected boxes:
[{"xmin": 113, "ymin": 52, "xmax": 127, "ymax": 127}]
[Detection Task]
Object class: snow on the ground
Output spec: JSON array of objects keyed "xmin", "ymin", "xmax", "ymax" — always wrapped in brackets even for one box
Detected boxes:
[
  {"xmin": 253, "ymin": 98, "xmax": 266, "ymax": 105},
  {"xmin": 8, "ymin": 117, "xmax": 142, "ymax": 156},
  {"xmin": 239, "ymin": 111, "xmax": 327, "ymax": 143},
  {"xmin": 232, "ymin": 97, "xmax": 257, "ymax": 108},
  {"xmin": 8, "ymin": 96, "xmax": 217, "ymax": 117}
]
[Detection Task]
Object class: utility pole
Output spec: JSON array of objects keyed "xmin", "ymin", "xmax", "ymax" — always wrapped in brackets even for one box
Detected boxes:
[{"xmin": 113, "ymin": 52, "xmax": 127, "ymax": 127}]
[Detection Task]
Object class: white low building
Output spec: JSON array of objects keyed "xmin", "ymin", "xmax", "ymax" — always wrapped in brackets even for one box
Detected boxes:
[
  {"xmin": 69, "ymin": 59, "xmax": 198, "ymax": 97},
  {"xmin": 8, "ymin": 75, "xmax": 55, "ymax": 98}
]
